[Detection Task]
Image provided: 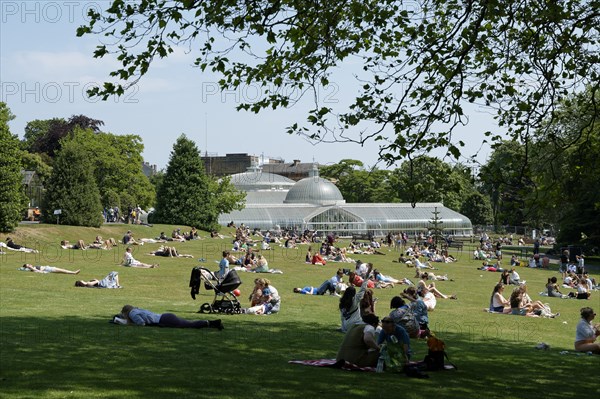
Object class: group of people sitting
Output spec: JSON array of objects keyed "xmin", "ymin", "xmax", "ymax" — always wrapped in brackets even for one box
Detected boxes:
[
  {"xmin": 246, "ymin": 277, "xmax": 281, "ymax": 315},
  {"xmin": 488, "ymin": 283, "xmax": 559, "ymax": 318},
  {"xmin": 333, "ymin": 263, "xmax": 444, "ymax": 373}
]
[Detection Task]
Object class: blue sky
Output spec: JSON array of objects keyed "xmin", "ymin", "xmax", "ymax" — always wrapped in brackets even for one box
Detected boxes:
[{"xmin": 1, "ymin": 1, "xmax": 496, "ymax": 171}]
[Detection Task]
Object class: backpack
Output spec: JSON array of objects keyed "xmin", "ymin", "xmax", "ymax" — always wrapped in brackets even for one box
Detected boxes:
[
  {"xmin": 397, "ymin": 304, "xmax": 420, "ymax": 338},
  {"xmin": 424, "ymin": 334, "xmax": 456, "ymax": 371}
]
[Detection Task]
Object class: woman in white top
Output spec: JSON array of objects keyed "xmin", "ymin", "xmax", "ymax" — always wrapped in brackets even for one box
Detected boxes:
[
  {"xmin": 489, "ymin": 283, "xmax": 510, "ymax": 313},
  {"xmin": 122, "ymin": 247, "xmax": 158, "ymax": 268},
  {"xmin": 339, "ymin": 264, "xmax": 372, "ymax": 332},
  {"xmin": 574, "ymin": 307, "xmax": 600, "ymax": 354}
]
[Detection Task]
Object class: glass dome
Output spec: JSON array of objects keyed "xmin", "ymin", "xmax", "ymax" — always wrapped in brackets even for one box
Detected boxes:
[
  {"xmin": 284, "ymin": 165, "xmax": 345, "ymax": 205},
  {"xmin": 229, "ymin": 165, "xmax": 296, "ymax": 191}
]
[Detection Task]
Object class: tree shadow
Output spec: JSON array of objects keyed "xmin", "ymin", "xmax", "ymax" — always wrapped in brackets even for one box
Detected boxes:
[{"xmin": 0, "ymin": 316, "xmax": 598, "ymax": 399}]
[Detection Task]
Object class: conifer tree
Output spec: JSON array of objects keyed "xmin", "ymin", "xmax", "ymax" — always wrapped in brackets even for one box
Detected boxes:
[
  {"xmin": 153, "ymin": 135, "xmax": 244, "ymax": 230},
  {"xmin": 0, "ymin": 103, "xmax": 27, "ymax": 232},
  {"xmin": 42, "ymin": 139, "xmax": 103, "ymax": 227}
]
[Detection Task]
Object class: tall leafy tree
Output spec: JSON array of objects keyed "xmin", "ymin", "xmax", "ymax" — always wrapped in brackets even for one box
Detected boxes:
[
  {"xmin": 26, "ymin": 115, "xmax": 104, "ymax": 157},
  {"xmin": 65, "ymin": 129, "xmax": 155, "ymax": 209},
  {"xmin": 320, "ymin": 160, "xmax": 396, "ymax": 203},
  {"xmin": 391, "ymin": 156, "xmax": 474, "ymax": 210},
  {"xmin": 79, "ymin": 0, "xmax": 600, "ymax": 164},
  {"xmin": 529, "ymin": 90, "xmax": 600, "ymax": 248},
  {"xmin": 460, "ymin": 191, "xmax": 493, "ymax": 226},
  {"xmin": 42, "ymin": 139, "xmax": 104, "ymax": 227},
  {"xmin": 0, "ymin": 103, "xmax": 27, "ymax": 232},
  {"xmin": 479, "ymin": 141, "xmax": 534, "ymax": 227},
  {"xmin": 153, "ymin": 135, "xmax": 244, "ymax": 230}
]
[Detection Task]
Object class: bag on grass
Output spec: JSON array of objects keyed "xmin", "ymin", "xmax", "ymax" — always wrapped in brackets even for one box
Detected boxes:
[{"xmin": 423, "ymin": 334, "xmax": 457, "ymax": 371}]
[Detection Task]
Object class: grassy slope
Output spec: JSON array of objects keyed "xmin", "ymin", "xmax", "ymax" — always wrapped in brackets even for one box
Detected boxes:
[{"xmin": 0, "ymin": 225, "xmax": 598, "ymax": 399}]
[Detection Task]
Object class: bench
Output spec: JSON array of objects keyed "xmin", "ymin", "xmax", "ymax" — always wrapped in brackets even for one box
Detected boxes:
[
  {"xmin": 446, "ymin": 241, "xmax": 464, "ymax": 251},
  {"xmin": 352, "ymin": 234, "xmax": 373, "ymax": 242}
]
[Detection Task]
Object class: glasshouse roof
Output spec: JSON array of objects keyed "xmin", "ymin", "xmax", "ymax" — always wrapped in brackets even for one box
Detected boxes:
[
  {"xmin": 228, "ymin": 165, "xmax": 296, "ymax": 191},
  {"xmin": 220, "ymin": 164, "xmax": 472, "ymax": 236}
]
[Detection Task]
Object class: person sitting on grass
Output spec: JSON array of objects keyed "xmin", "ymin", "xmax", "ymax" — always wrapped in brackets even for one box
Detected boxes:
[
  {"xmin": 547, "ymin": 276, "xmax": 569, "ymax": 298},
  {"xmin": 378, "ymin": 316, "xmax": 411, "ymax": 372},
  {"xmin": 339, "ymin": 265, "xmax": 372, "ymax": 332},
  {"xmin": 335, "ymin": 313, "xmax": 381, "ymax": 367},
  {"xmin": 20, "ymin": 264, "xmax": 80, "ymax": 274},
  {"xmin": 574, "ymin": 307, "xmax": 600, "ymax": 355},
  {"xmin": 509, "ymin": 268, "xmax": 522, "ymax": 285},
  {"xmin": 488, "ymin": 283, "xmax": 510, "ymax": 313},
  {"xmin": 122, "ymin": 247, "xmax": 158, "ymax": 268},
  {"xmin": 118, "ymin": 305, "xmax": 223, "ymax": 330},
  {"xmin": 509, "ymin": 286, "xmax": 539, "ymax": 317},
  {"xmin": 510, "ymin": 255, "xmax": 521, "ymax": 267},
  {"xmin": 401, "ymin": 286, "xmax": 430, "ymax": 337},
  {"xmin": 248, "ymin": 254, "xmax": 269, "ymax": 272},
  {"xmin": 122, "ymin": 231, "xmax": 143, "ymax": 245},
  {"xmin": 75, "ymin": 271, "xmax": 121, "ymax": 288},
  {"xmin": 574, "ymin": 277, "xmax": 592, "ymax": 300},
  {"xmin": 311, "ymin": 250, "xmax": 326, "ymax": 265}
]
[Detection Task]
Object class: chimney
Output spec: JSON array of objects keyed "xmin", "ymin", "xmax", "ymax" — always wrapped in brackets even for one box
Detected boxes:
[{"xmin": 292, "ymin": 159, "xmax": 301, "ymax": 166}]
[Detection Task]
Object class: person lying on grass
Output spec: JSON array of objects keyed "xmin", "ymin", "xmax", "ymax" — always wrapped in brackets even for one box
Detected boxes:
[
  {"xmin": 20, "ymin": 264, "xmax": 80, "ymax": 274},
  {"xmin": 118, "ymin": 305, "xmax": 223, "ymax": 330},
  {"xmin": 146, "ymin": 246, "xmax": 193, "ymax": 258},
  {"xmin": 75, "ymin": 271, "xmax": 121, "ymax": 288},
  {"xmin": 293, "ymin": 269, "xmax": 344, "ymax": 295},
  {"xmin": 3, "ymin": 237, "xmax": 38, "ymax": 253}
]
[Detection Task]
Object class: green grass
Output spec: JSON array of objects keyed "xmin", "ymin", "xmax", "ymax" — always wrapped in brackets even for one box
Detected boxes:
[{"xmin": 1, "ymin": 225, "xmax": 598, "ymax": 399}]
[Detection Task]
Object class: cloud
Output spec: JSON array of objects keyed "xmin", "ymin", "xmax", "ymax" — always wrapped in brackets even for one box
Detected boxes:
[{"xmin": 7, "ymin": 50, "xmax": 118, "ymax": 81}]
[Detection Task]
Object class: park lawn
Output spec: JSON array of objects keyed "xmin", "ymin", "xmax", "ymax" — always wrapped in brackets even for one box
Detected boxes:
[{"xmin": 0, "ymin": 225, "xmax": 598, "ymax": 399}]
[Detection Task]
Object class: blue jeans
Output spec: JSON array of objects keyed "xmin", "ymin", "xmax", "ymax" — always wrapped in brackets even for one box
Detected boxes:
[{"xmin": 316, "ymin": 280, "xmax": 335, "ymax": 295}]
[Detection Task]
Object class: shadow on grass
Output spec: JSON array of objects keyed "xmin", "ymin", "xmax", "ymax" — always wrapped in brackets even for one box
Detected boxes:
[{"xmin": 0, "ymin": 316, "xmax": 598, "ymax": 399}]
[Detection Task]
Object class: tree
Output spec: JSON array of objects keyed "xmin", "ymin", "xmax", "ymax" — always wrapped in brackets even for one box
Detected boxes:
[
  {"xmin": 429, "ymin": 207, "xmax": 444, "ymax": 246},
  {"xmin": 42, "ymin": 139, "xmax": 104, "ymax": 227},
  {"xmin": 320, "ymin": 160, "xmax": 396, "ymax": 203},
  {"xmin": 152, "ymin": 135, "xmax": 244, "ymax": 230},
  {"xmin": 528, "ymin": 90, "xmax": 600, "ymax": 249},
  {"xmin": 479, "ymin": 141, "xmax": 534, "ymax": 227},
  {"xmin": 460, "ymin": 191, "xmax": 493, "ymax": 226},
  {"xmin": 78, "ymin": 0, "xmax": 600, "ymax": 165},
  {"xmin": 21, "ymin": 152, "xmax": 52, "ymax": 184},
  {"xmin": 26, "ymin": 115, "xmax": 104, "ymax": 157},
  {"xmin": 65, "ymin": 129, "xmax": 155, "ymax": 209},
  {"xmin": 0, "ymin": 103, "xmax": 27, "ymax": 232},
  {"xmin": 391, "ymin": 156, "xmax": 474, "ymax": 210}
]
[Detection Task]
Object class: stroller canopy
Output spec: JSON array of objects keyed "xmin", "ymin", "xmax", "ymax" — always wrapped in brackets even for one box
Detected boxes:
[{"xmin": 217, "ymin": 270, "xmax": 242, "ymax": 293}]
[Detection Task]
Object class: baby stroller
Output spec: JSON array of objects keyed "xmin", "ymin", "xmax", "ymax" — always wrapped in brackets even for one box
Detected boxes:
[{"xmin": 189, "ymin": 267, "xmax": 243, "ymax": 314}]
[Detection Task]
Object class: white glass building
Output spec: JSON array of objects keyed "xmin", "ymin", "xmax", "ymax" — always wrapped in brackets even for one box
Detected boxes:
[{"xmin": 219, "ymin": 165, "xmax": 472, "ymax": 236}]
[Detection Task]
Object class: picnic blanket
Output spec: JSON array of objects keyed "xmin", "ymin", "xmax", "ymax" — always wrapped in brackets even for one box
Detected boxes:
[{"xmin": 288, "ymin": 359, "xmax": 375, "ymax": 372}]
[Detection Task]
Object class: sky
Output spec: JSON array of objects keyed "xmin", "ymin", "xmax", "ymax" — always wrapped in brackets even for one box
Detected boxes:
[{"xmin": 1, "ymin": 1, "xmax": 496, "ymax": 171}]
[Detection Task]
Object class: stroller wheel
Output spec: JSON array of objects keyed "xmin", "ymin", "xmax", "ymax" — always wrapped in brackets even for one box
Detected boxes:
[{"xmin": 199, "ymin": 303, "xmax": 212, "ymax": 314}]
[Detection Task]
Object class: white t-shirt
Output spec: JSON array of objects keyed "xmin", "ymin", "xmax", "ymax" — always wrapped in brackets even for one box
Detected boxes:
[
  {"xmin": 575, "ymin": 319, "xmax": 596, "ymax": 342},
  {"xmin": 422, "ymin": 291, "xmax": 437, "ymax": 310}
]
